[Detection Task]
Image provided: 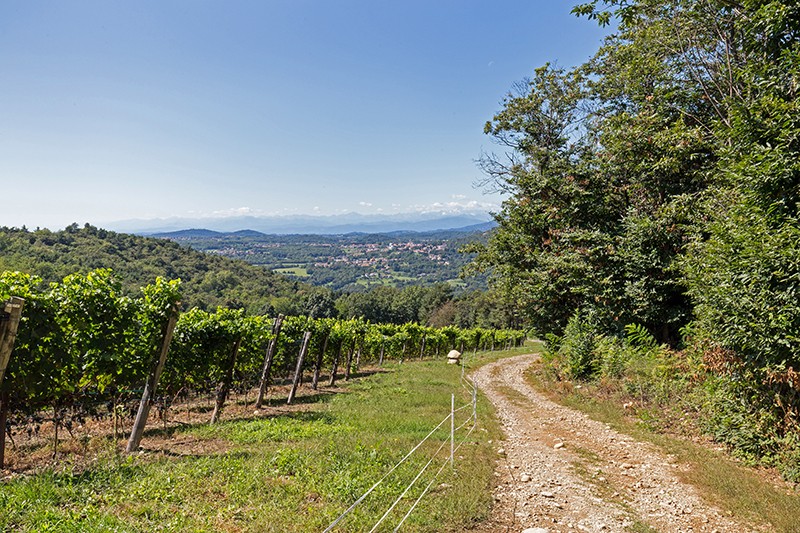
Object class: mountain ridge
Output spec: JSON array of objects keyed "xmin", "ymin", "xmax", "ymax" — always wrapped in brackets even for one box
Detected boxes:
[
  {"xmin": 108, "ymin": 212, "xmax": 495, "ymax": 235},
  {"xmin": 150, "ymin": 220, "xmax": 497, "ymax": 240}
]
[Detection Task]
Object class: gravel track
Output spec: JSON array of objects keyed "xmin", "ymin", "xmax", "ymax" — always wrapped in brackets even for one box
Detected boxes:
[{"xmin": 470, "ymin": 353, "xmax": 760, "ymax": 533}]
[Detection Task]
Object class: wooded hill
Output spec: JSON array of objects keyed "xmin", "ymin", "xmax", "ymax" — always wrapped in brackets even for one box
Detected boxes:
[
  {"xmin": 0, "ymin": 224, "xmax": 515, "ymax": 329},
  {"xmin": 0, "ymin": 224, "xmax": 305, "ymax": 314}
]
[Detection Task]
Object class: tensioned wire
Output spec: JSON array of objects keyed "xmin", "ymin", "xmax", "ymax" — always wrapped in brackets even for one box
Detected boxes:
[
  {"xmin": 322, "ymin": 409, "xmax": 458, "ymax": 532},
  {"xmin": 393, "ymin": 420, "xmax": 478, "ymax": 531}
]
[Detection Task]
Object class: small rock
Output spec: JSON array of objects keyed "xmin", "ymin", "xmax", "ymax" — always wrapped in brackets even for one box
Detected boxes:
[
  {"xmin": 541, "ymin": 491, "xmax": 555, "ymax": 498},
  {"xmin": 438, "ymin": 483, "xmax": 452, "ymax": 490},
  {"xmin": 497, "ymin": 448, "xmax": 506, "ymax": 456},
  {"xmin": 520, "ymin": 473, "xmax": 531, "ymax": 482},
  {"xmin": 554, "ymin": 442, "xmax": 565, "ymax": 450},
  {"xmin": 521, "ymin": 528, "xmax": 550, "ymax": 533}
]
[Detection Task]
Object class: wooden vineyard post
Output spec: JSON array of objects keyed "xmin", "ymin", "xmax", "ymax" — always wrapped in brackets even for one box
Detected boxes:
[
  {"xmin": 127, "ymin": 303, "xmax": 180, "ymax": 453},
  {"xmin": 379, "ymin": 340, "xmax": 385, "ymax": 366},
  {"xmin": 328, "ymin": 343, "xmax": 342, "ymax": 387},
  {"xmin": 419, "ymin": 335, "xmax": 426, "ymax": 360},
  {"xmin": 343, "ymin": 342, "xmax": 355, "ymax": 381},
  {"xmin": 0, "ymin": 297, "xmax": 24, "ymax": 387},
  {"xmin": 0, "ymin": 390, "xmax": 8, "ymax": 468},
  {"xmin": 255, "ymin": 315, "xmax": 284, "ymax": 409},
  {"xmin": 311, "ymin": 332, "xmax": 329, "ymax": 391},
  {"xmin": 0, "ymin": 295, "xmax": 21, "ymax": 468},
  {"xmin": 211, "ymin": 338, "xmax": 242, "ymax": 424},
  {"xmin": 450, "ymin": 393, "xmax": 455, "ymax": 468},
  {"xmin": 287, "ymin": 331, "xmax": 312, "ymax": 404}
]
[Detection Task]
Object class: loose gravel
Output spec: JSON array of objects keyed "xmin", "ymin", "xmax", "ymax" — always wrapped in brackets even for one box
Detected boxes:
[{"xmin": 470, "ymin": 353, "xmax": 763, "ymax": 532}]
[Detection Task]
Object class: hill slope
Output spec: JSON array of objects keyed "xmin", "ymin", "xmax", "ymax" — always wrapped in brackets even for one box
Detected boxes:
[{"xmin": 0, "ymin": 224, "xmax": 305, "ymax": 313}]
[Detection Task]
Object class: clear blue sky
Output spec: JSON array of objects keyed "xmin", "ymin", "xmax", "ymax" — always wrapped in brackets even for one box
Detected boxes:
[{"xmin": 0, "ymin": 1, "xmax": 609, "ymax": 230}]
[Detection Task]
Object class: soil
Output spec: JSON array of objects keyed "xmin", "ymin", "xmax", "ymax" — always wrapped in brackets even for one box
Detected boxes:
[{"xmin": 470, "ymin": 353, "xmax": 765, "ymax": 533}]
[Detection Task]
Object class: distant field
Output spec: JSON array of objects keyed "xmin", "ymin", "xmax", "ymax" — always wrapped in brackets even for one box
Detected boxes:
[
  {"xmin": 157, "ymin": 230, "xmax": 490, "ymax": 292},
  {"xmin": 274, "ymin": 265, "xmax": 310, "ymax": 277}
]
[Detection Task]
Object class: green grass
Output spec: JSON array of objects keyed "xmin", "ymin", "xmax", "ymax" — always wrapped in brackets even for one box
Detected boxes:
[
  {"xmin": 274, "ymin": 266, "xmax": 310, "ymax": 277},
  {"xmin": 525, "ymin": 362, "xmax": 800, "ymax": 533},
  {"xmin": 0, "ymin": 350, "xmax": 517, "ymax": 532}
]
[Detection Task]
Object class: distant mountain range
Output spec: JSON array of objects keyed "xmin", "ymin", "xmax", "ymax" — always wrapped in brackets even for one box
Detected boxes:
[
  {"xmin": 107, "ymin": 212, "xmax": 496, "ymax": 236},
  {"xmin": 150, "ymin": 221, "xmax": 497, "ymax": 240}
]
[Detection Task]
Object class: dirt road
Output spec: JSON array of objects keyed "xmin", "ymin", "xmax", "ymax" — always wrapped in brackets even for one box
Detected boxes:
[{"xmin": 471, "ymin": 353, "xmax": 759, "ymax": 533}]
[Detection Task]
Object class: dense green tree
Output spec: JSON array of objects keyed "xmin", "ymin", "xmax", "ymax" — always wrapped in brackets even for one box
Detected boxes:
[{"xmin": 471, "ymin": 0, "xmax": 755, "ymax": 343}]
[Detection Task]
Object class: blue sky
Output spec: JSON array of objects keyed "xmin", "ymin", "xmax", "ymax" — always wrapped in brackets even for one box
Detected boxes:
[{"xmin": 0, "ymin": 1, "xmax": 609, "ymax": 230}]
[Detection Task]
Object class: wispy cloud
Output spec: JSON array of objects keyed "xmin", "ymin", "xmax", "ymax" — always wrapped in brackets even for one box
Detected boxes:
[
  {"xmin": 209, "ymin": 207, "xmax": 262, "ymax": 218},
  {"xmin": 406, "ymin": 198, "xmax": 499, "ymax": 215}
]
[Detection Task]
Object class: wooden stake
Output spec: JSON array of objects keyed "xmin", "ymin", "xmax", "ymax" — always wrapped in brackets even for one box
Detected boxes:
[
  {"xmin": 344, "ymin": 342, "xmax": 354, "ymax": 381},
  {"xmin": 329, "ymin": 343, "xmax": 342, "ymax": 387},
  {"xmin": 287, "ymin": 331, "xmax": 312, "ymax": 404},
  {"xmin": 311, "ymin": 332, "xmax": 329, "ymax": 391},
  {"xmin": 126, "ymin": 304, "xmax": 179, "ymax": 452},
  {"xmin": 0, "ymin": 297, "xmax": 24, "ymax": 387},
  {"xmin": 211, "ymin": 338, "xmax": 242, "ymax": 424},
  {"xmin": 0, "ymin": 297, "xmax": 23, "ymax": 469},
  {"xmin": 255, "ymin": 315, "xmax": 284, "ymax": 409}
]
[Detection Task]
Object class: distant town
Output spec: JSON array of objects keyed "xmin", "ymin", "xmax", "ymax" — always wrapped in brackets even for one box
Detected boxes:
[{"xmin": 154, "ymin": 228, "xmax": 490, "ymax": 292}]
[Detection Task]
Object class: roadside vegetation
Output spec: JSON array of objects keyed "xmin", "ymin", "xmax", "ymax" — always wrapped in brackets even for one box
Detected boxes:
[
  {"xmin": 530, "ymin": 331, "xmax": 800, "ymax": 531},
  {"xmin": 0, "ymin": 348, "xmax": 522, "ymax": 532},
  {"xmin": 470, "ymin": 0, "xmax": 800, "ymax": 496}
]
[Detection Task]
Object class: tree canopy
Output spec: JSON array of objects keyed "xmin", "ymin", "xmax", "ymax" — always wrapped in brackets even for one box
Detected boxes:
[{"xmin": 473, "ymin": 0, "xmax": 800, "ymax": 366}]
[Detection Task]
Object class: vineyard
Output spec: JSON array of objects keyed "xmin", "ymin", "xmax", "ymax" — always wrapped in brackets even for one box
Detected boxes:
[{"xmin": 0, "ymin": 268, "xmax": 524, "ymax": 470}]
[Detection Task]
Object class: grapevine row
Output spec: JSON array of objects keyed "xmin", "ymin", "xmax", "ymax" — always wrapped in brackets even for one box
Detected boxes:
[{"xmin": 0, "ymin": 269, "xmax": 524, "ymax": 464}]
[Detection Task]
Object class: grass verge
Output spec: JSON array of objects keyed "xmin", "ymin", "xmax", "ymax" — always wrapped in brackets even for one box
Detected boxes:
[{"xmin": 0, "ymin": 350, "xmax": 521, "ymax": 532}]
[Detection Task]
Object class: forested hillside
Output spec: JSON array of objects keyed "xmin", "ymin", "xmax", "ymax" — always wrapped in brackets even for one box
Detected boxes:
[
  {"xmin": 0, "ymin": 224, "xmax": 516, "ymax": 329},
  {"xmin": 0, "ymin": 224, "xmax": 309, "ymax": 314},
  {"xmin": 471, "ymin": 0, "xmax": 800, "ymax": 480}
]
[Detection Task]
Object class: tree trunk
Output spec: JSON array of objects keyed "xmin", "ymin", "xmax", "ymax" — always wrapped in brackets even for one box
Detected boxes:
[
  {"xmin": 287, "ymin": 331, "xmax": 312, "ymax": 404},
  {"xmin": 211, "ymin": 338, "xmax": 242, "ymax": 424},
  {"xmin": 255, "ymin": 315, "xmax": 284, "ymax": 409}
]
